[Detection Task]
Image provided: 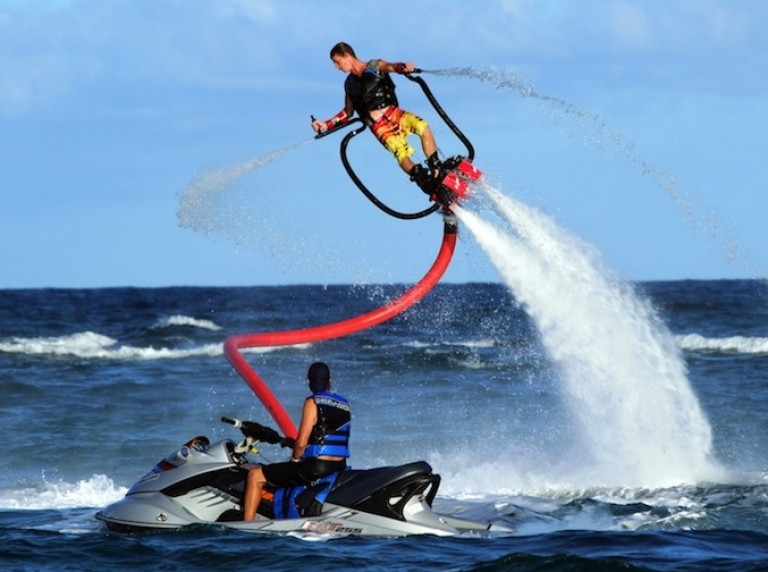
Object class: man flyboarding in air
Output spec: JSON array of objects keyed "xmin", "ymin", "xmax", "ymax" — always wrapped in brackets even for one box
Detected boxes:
[{"xmin": 311, "ymin": 42, "xmax": 456, "ymax": 204}]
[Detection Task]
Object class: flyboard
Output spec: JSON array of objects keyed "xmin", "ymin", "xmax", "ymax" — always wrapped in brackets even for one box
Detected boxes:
[{"xmin": 97, "ymin": 70, "xmax": 495, "ymax": 536}]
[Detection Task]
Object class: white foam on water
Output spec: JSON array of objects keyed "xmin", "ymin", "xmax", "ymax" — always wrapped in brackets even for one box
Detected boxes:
[
  {"xmin": 0, "ymin": 331, "xmax": 307, "ymax": 360},
  {"xmin": 0, "ymin": 474, "xmax": 127, "ymax": 510},
  {"xmin": 676, "ymin": 333, "xmax": 768, "ymax": 354},
  {"xmin": 152, "ymin": 315, "xmax": 223, "ymax": 331}
]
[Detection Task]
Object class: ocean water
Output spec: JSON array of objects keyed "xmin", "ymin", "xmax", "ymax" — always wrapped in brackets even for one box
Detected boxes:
[{"xmin": 2, "ymin": 274, "xmax": 768, "ymax": 570}]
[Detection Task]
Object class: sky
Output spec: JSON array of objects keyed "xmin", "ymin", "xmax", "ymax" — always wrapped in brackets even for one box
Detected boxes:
[{"xmin": 2, "ymin": 0, "xmax": 766, "ymax": 288}]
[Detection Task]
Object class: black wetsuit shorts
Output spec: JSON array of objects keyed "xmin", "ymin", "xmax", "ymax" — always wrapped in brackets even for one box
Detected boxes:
[{"xmin": 262, "ymin": 458, "xmax": 346, "ymax": 488}]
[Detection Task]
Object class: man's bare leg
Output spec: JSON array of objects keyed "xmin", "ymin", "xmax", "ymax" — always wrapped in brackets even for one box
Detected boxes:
[
  {"xmin": 400, "ymin": 156, "xmax": 416, "ymax": 174},
  {"xmin": 243, "ymin": 466, "xmax": 266, "ymax": 521},
  {"xmin": 421, "ymin": 126, "xmax": 437, "ymax": 160}
]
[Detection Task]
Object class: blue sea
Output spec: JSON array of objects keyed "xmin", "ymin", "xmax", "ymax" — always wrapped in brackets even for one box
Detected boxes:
[
  {"xmin": 2, "ymin": 274, "xmax": 767, "ymax": 571},
  {"xmin": 3, "ymin": 180, "xmax": 768, "ymax": 571}
]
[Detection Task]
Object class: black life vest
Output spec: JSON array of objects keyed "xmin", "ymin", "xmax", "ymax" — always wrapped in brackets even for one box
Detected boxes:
[
  {"xmin": 344, "ymin": 59, "xmax": 399, "ymax": 122},
  {"xmin": 302, "ymin": 391, "xmax": 351, "ymax": 459}
]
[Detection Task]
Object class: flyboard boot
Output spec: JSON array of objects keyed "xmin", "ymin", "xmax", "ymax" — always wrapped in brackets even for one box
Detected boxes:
[
  {"xmin": 415, "ymin": 153, "xmax": 483, "ymax": 208},
  {"xmin": 409, "ymin": 163, "xmax": 436, "ymax": 198}
]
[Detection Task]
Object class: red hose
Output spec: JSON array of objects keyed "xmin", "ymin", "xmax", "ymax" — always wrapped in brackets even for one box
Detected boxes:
[{"xmin": 224, "ymin": 217, "xmax": 458, "ymax": 438}]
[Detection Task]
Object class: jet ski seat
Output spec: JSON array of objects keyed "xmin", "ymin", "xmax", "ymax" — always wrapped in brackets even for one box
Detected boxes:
[{"xmin": 326, "ymin": 461, "xmax": 439, "ymax": 517}]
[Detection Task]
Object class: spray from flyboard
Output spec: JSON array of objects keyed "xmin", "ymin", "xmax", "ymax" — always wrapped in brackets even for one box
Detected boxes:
[
  {"xmin": 453, "ymin": 183, "xmax": 725, "ymax": 488},
  {"xmin": 427, "ymin": 66, "xmax": 756, "ymax": 277},
  {"xmin": 177, "ymin": 140, "xmax": 310, "ymax": 238}
]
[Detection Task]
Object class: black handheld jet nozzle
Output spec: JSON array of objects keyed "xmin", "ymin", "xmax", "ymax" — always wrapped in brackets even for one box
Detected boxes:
[
  {"xmin": 310, "ymin": 114, "xmax": 321, "ymax": 139},
  {"xmin": 311, "ymin": 114, "xmax": 330, "ymax": 139},
  {"xmin": 311, "ymin": 113, "xmax": 362, "ymax": 140}
]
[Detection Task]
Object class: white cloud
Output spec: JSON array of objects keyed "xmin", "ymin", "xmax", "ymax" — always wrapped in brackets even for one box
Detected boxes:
[
  {"xmin": 684, "ymin": 1, "xmax": 752, "ymax": 47},
  {"xmin": 228, "ymin": 0, "xmax": 277, "ymax": 22},
  {"xmin": 607, "ymin": 2, "xmax": 653, "ymax": 52}
]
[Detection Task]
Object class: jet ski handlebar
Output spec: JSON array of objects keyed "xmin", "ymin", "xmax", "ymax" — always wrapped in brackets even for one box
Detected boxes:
[{"xmin": 221, "ymin": 417, "xmax": 294, "ymax": 448}]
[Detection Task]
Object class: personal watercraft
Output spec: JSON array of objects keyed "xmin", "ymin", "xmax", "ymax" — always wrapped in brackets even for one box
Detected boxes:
[{"xmin": 96, "ymin": 417, "xmax": 498, "ymax": 536}]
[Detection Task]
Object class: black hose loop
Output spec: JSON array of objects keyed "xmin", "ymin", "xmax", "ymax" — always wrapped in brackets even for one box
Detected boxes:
[
  {"xmin": 340, "ymin": 125, "xmax": 439, "ymax": 220},
  {"xmin": 405, "ymin": 73, "xmax": 475, "ymax": 161}
]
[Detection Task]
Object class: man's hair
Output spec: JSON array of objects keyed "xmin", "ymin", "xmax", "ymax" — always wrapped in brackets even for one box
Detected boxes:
[
  {"xmin": 307, "ymin": 361, "xmax": 331, "ymax": 393},
  {"xmin": 330, "ymin": 42, "xmax": 355, "ymax": 59}
]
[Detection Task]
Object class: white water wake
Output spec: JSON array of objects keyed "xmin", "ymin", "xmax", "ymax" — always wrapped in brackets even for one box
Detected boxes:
[
  {"xmin": 454, "ymin": 184, "xmax": 725, "ymax": 488},
  {"xmin": 0, "ymin": 474, "xmax": 126, "ymax": 511}
]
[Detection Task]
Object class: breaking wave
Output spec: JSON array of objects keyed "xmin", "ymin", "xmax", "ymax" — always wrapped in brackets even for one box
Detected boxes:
[
  {"xmin": 0, "ymin": 331, "xmax": 306, "ymax": 360},
  {"xmin": 152, "ymin": 315, "xmax": 222, "ymax": 331},
  {"xmin": 677, "ymin": 334, "xmax": 768, "ymax": 355}
]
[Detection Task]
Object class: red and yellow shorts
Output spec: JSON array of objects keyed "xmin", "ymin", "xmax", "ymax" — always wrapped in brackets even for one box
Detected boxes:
[{"xmin": 371, "ymin": 106, "xmax": 429, "ymax": 164}]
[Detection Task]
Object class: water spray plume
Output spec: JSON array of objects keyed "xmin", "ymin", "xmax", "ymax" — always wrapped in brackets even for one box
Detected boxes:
[
  {"xmin": 454, "ymin": 183, "xmax": 725, "ymax": 488},
  {"xmin": 177, "ymin": 139, "xmax": 311, "ymax": 236},
  {"xmin": 429, "ymin": 66, "xmax": 758, "ymax": 278}
]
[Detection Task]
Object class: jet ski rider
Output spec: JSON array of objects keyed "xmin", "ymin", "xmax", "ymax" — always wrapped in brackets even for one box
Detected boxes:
[
  {"xmin": 243, "ymin": 362, "xmax": 351, "ymax": 521},
  {"xmin": 311, "ymin": 41, "xmax": 443, "ymax": 198}
]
